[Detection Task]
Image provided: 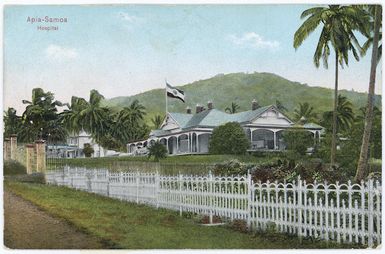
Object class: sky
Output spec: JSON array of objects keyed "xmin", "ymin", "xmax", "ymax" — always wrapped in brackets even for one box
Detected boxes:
[{"xmin": 4, "ymin": 4, "xmax": 382, "ymax": 113}]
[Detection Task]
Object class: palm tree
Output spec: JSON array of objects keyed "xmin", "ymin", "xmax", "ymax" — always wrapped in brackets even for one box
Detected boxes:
[
  {"xmin": 60, "ymin": 96, "xmax": 89, "ymax": 134},
  {"xmin": 294, "ymin": 5, "xmax": 369, "ymax": 165},
  {"xmin": 111, "ymin": 100, "xmax": 148, "ymax": 144},
  {"xmin": 356, "ymin": 5, "xmax": 382, "ymax": 181},
  {"xmin": 3, "ymin": 107, "xmax": 22, "ymax": 137},
  {"xmin": 322, "ymin": 95, "xmax": 355, "ymax": 133},
  {"xmin": 128, "ymin": 100, "xmax": 146, "ymax": 121},
  {"xmin": 79, "ymin": 90, "xmax": 110, "ymax": 142},
  {"xmin": 225, "ymin": 102, "xmax": 240, "ymax": 114},
  {"xmin": 293, "ymin": 102, "xmax": 317, "ymax": 122},
  {"xmin": 61, "ymin": 90, "xmax": 110, "ymax": 144},
  {"xmin": 361, "ymin": 6, "xmax": 382, "ymax": 63},
  {"xmin": 20, "ymin": 88, "xmax": 66, "ymax": 142},
  {"xmin": 151, "ymin": 115, "xmax": 164, "ymax": 129}
]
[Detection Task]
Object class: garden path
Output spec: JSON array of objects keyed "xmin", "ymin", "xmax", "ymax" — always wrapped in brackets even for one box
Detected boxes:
[{"xmin": 4, "ymin": 190, "xmax": 105, "ymax": 249}]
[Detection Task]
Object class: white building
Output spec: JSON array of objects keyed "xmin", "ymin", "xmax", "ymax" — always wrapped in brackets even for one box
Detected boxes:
[
  {"xmin": 66, "ymin": 130, "xmax": 106, "ymax": 158},
  {"xmin": 127, "ymin": 100, "xmax": 323, "ymax": 155}
]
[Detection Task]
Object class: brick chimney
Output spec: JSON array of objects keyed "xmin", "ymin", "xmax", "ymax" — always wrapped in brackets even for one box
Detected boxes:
[
  {"xmin": 252, "ymin": 99, "xmax": 260, "ymax": 110},
  {"xmin": 207, "ymin": 101, "xmax": 213, "ymax": 110},
  {"xmin": 196, "ymin": 104, "xmax": 202, "ymax": 114},
  {"xmin": 186, "ymin": 107, "xmax": 192, "ymax": 114}
]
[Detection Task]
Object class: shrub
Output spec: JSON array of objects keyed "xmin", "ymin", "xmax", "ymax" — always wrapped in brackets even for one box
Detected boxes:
[
  {"xmin": 209, "ymin": 122, "xmax": 250, "ymax": 155},
  {"xmin": 211, "ymin": 159, "xmax": 254, "ymax": 176},
  {"xmin": 147, "ymin": 141, "xmax": 167, "ymax": 162},
  {"xmin": 4, "ymin": 160, "xmax": 27, "ymax": 175},
  {"xmin": 10, "ymin": 173, "xmax": 46, "ymax": 184},
  {"xmin": 250, "ymin": 158, "xmax": 351, "ymax": 183},
  {"xmin": 83, "ymin": 143, "xmax": 94, "ymax": 158},
  {"xmin": 282, "ymin": 129, "xmax": 313, "ymax": 156}
]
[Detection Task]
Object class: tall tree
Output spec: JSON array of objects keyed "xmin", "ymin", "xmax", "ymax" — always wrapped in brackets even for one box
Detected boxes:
[
  {"xmin": 321, "ymin": 95, "xmax": 355, "ymax": 133},
  {"xmin": 110, "ymin": 100, "xmax": 148, "ymax": 145},
  {"xmin": 60, "ymin": 96, "xmax": 89, "ymax": 134},
  {"xmin": 79, "ymin": 90, "xmax": 110, "ymax": 143},
  {"xmin": 61, "ymin": 90, "xmax": 110, "ymax": 144},
  {"xmin": 356, "ymin": 5, "xmax": 382, "ymax": 181},
  {"xmin": 3, "ymin": 107, "xmax": 22, "ymax": 137},
  {"xmin": 151, "ymin": 114, "xmax": 164, "ymax": 129},
  {"xmin": 361, "ymin": 6, "xmax": 382, "ymax": 63},
  {"xmin": 19, "ymin": 88, "xmax": 67, "ymax": 142},
  {"xmin": 293, "ymin": 5, "xmax": 369, "ymax": 165},
  {"xmin": 293, "ymin": 102, "xmax": 317, "ymax": 122}
]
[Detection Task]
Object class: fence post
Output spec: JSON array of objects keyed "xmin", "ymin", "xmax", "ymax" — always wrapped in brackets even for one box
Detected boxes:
[
  {"xmin": 324, "ymin": 181, "xmax": 329, "ymax": 241},
  {"xmin": 106, "ymin": 170, "xmax": 110, "ymax": 197},
  {"xmin": 179, "ymin": 173, "xmax": 183, "ymax": 217},
  {"xmin": 70, "ymin": 168, "xmax": 74, "ymax": 188},
  {"xmin": 209, "ymin": 170, "xmax": 213, "ymax": 224},
  {"xmin": 87, "ymin": 170, "xmax": 92, "ymax": 192},
  {"xmin": 136, "ymin": 171, "xmax": 139, "ymax": 204},
  {"xmin": 297, "ymin": 177, "xmax": 302, "ymax": 238},
  {"xmin": 247, "ymin": 170, "xmax": 252, "ymax": 230},
  {"xmin": 155, "ymin": 171, "xmax": 159, "ymax": 209},
  {"xmin": 368, "ymin": 179, "xmax": 374, "ymax": 248}
]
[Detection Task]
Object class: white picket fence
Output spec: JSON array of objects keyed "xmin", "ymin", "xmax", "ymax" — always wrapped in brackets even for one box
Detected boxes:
[{"xmin": 45, "ymin": 167, "xmax": 382, "ymax": 247}]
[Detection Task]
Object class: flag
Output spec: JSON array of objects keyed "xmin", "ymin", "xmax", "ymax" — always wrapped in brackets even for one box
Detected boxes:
[{"xmin": 166, "ymin": 82, "xmax": 185, "ymax": 102}]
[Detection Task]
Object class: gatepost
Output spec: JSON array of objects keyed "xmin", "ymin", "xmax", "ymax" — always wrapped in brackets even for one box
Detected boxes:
[
  {"xmin": 25, "ymin": 144, "xmax": 35, "ymax": 174},
  {"xmin": 4, "ymin": 138, "xmax": 11, "ymax": 160},
  {"xmin": 35, "ymin": 140, "xmax": 46, "ymax": 173},
  {"xmin": 10, "ymin": 134, "xmax": 17, "ymax": 160}
]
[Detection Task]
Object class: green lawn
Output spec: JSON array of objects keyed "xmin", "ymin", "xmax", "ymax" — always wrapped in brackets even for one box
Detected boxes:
[
  {"xmin": 63, "ymin": 154, "xmax": 278, "ymax": 164},
  {"xmin": 5, "ymin": 181, "xmax": 359, "ymax": 249},
  {"xmin": 48, "ymin": 154, "xmax": 281, "ymax": 174}
]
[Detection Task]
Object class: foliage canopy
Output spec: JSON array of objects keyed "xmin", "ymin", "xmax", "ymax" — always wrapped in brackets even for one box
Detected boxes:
[{"xmin": 209, "ymin": 122, "xmax": 250, "ymax": 155}]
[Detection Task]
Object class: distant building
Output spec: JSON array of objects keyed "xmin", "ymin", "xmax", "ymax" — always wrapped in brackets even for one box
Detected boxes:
[
  {"xmin": 47, "ymin": 130, "xmax": 105, "ymax": 158},
  {"xmin": 67, "ymin": 130, "xmax": 105, "ymax": 158},
  {"xmin": 127, "ymin": 100, "xmax": 323, "ymax": 155}
]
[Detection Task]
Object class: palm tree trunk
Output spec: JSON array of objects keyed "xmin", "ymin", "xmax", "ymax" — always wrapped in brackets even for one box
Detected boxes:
[
  {"xmin": 331, "ymin": 51, "xmax": 338, "ymax": 165},
  {"xmin": 355, "ymin": 6, "xmax": 382, "ymax": 182}
]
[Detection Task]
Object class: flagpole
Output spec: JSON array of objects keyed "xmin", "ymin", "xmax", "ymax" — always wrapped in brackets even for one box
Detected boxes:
[{"xmin": 165, "ymin": 78, "xmax": 168, "ymax": 114}]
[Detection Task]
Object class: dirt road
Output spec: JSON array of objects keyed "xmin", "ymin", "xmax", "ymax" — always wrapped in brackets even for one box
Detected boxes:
[{"xmin": 4, "ymin": 190, "xmax": 105, "ymax": 249}]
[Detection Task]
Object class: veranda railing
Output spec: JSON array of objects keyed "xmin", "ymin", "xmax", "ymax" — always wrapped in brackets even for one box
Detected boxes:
[{"xmin": 45, "ymin": 167, "xmax": 382, "ymax": 247}]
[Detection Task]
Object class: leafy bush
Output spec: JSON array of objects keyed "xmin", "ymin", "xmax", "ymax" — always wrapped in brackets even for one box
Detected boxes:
[
  {"xmin": 147, "ymin": 141, "xmax": 167, "ymax": 162},
  {"xmin": 4, "ymin": 160, "xmax": 27, "ymax": 175},
  {"xmin": 83, "ymin": 143, "xmax": 94, "ymax": 158},
  {"xmin": 209, "ymin": 122, "xmax": 250, "ymax": 155},
  {"xmin": 10, "ymin": 173, "xmax": 46, "ymax": 184},
  {"xmin": 282, "ymin": 129, "xmax": 314, "ymax": 156},
  {"xmin": 250, "ymin": 158, "xmax": 351, "ymax": 183},
  {"xmin": 211, "ymin": 159, "xmax": 253, "ymax": 176}
]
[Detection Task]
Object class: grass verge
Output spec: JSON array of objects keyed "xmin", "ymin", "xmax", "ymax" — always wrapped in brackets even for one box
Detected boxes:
[
  {"xmin": 48, "ymin": 154, "xmax": 280, "ymax": 174},
  {"xmin": 5, "ymin": 181, "xmax": 362, "ymax": 249}
]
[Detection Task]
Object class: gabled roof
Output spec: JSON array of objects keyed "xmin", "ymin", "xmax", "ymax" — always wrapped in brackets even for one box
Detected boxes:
[
  {"xmin": 303, "ymin": 122, "xmax": 324, "ymax": 129},
  {"xmin": 164, "ymin": 105, "xmax": 284, "ymax": 130},
  {"xmin": 168, "ymin": 112, "xmax": 193, "ymax": 128},
  {"xmin": 185, "ymin": 109, "xmax": 230, "ymax": 128},
  {"xmin": 229, "ymin": 105, "xmax": 271, "ymax": 123}
]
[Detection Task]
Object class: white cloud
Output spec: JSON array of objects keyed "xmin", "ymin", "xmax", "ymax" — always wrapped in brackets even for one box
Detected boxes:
[
  {"xmin": 228, "ymin": 32, "xmax": 280, "ymax": 50},
  {"xmin": 45, "ymin": 45, "xmax": 78, "ymax": 61},
  {"xmin": 118, "ymin": 12, "xmax": 140, "ymax": 23}
]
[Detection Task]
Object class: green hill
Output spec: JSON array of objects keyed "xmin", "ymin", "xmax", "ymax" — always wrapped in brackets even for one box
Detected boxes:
[{"xmin": 104, "ymin": 72, "xmax": 381, "ymax": 121}]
